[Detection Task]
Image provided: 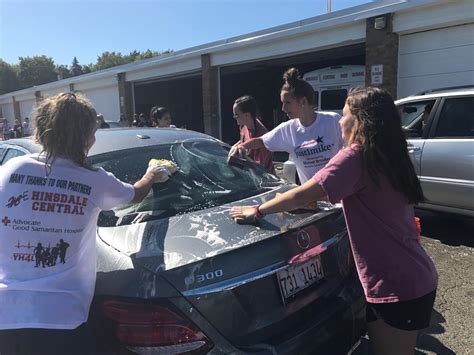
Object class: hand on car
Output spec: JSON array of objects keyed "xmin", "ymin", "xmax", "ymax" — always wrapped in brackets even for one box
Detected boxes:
[
  {"xmin": 230, "ymin": 206, "xmax": 257, "ymax": 224},
  {"xmin": 228, "ymin": 143, "xmax": 247, "ymax": 158},
  {"xmin": 146, "ymin": 163, "xmax": 170, "ymax": 183}
]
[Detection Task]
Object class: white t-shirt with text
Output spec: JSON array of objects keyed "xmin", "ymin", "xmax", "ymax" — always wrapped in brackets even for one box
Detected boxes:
[
  {"xmin": 0, "ymin": 154, "xmax": 134, "ymax": 330},
  {"xmin": 262, "ymin": 111, "xmax": 344, "ymax": 183}
]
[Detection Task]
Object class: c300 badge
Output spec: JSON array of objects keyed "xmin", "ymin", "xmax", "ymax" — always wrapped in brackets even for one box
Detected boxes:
[{"xmin": 296, "ymin": 230, "xmax": 310, "ymax": 250}]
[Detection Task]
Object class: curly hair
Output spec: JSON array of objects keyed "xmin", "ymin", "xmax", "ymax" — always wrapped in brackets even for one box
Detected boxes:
[
  {"xmin": 346, "ymin": 87, "xmax": 424, "ymax": 204},
  {"xmin": 281, "ymin": 67, "xmax": 315, "ymax": 105},
  {"xmin": 33, "ymin": 92, "xmax": 97, "ymax": 170}
]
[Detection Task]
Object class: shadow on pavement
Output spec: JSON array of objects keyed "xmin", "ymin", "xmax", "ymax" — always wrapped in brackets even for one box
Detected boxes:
[
  {"xmin": 415, "ymin": 210, "xmax": 474, "ymax": 247},
  {"xmin": 350, "ymin": 309, "xmax": 456, "ymax": 355},
  {"xmin": 415, "ymin": 309, "xmax": 456, "ymax": 355}
]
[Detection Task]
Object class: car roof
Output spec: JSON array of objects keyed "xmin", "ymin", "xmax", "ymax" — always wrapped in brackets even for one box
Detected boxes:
[
  {"xmin": 395, "ymin": 87, "xmax": 474, "ymax": 105},
  {"xmin": 1, "ymin": 128, "xmax": 219, "ymax": 156}
]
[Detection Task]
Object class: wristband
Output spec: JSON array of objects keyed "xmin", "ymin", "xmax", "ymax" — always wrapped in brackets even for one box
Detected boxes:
[{"xmin": 254, "ymin": 205, "xmax": 264, "ymax": 219}]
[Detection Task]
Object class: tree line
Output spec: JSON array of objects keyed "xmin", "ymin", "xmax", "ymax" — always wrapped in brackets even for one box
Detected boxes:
[{"xmin": 0, "ymin": 49, "xmax": 172, "ymax": 95}]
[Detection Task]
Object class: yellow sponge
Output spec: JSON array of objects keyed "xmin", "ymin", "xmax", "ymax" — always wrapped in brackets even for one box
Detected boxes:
[{"xmin": 148, "ymin": 159, "xmax": 178, "ymax": 183}]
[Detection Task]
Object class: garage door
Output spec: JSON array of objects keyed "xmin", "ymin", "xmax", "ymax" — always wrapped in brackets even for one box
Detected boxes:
[
  {"xmin": 19, "ymin": 98, "xmax": 36, "ymax": 120},
  {"xmin": 82, "ymin": 85, "xmax": 120, "ymax": 122},
  {"xmin": 1, "ymin": 103, "xmax": 15, "ymax": 124},
  {"xmin": 398, "ymin": 24, "xmax": 474, "ymax": 98}
]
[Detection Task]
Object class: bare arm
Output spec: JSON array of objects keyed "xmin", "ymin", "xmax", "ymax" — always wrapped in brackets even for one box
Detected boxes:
[
  {"xmin": 130, "ymin": 165, "xmax": 169, "ymax": 203},
  {"xmin": 230, "ymin": 179, "xmax": 327, "ymax": 224},
  {"xmin": 240, "ymin": 137, "xmax": 265, "ymax": 150}
]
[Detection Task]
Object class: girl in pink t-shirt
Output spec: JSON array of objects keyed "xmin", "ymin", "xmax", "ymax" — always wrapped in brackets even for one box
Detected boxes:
[
  {"xmin": 228, "ymin": 95, "xmax": 275, "ymax": 174},
  {"xmin": 230, "ymin": 87, "xmax": 438, "ymax": 355}
]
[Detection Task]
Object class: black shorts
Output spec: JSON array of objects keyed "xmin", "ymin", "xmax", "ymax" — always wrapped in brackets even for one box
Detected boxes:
[{"xmin": 366, "ymin": 289, "xmax": 436, "ymax": 331}]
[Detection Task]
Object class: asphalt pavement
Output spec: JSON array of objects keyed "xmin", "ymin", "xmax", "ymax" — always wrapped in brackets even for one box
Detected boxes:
[{"xmin": 351, "ymin": 211, "xmax": 474, "ymax": 355}]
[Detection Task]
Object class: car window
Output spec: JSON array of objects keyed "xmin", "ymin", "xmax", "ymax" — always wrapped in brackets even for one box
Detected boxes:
[
  {"xmin": 434, "ymin": 97, "xmax": 474, "ymax": 138},
  {"xmin": 321, "ymin": 89, "xmax": 347, "ymax": 110},
  {"xmin": 398, "ymin": 100, "xmax": 435, "ymax": 128},
  {"xmin": 2, "ymin": 148, "xmax": 26, "ymax": 164},
  {"xmin": 0, "ymin": 147, "xmax": 6, "ymax": 164},
  {"xmin": 92, "ymin": 140, "xmax": 282, "ymax": 226}
]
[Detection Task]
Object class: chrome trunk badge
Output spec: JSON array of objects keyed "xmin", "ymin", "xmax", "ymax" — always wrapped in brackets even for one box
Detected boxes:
[{"xmin": 296, "ymin": 230, "xmax": 310, "ymax": 250}]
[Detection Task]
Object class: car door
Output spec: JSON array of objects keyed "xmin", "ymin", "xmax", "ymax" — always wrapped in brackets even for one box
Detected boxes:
[
  {"xmin": 419, "ymin": 95, "xmax": 474, "ymax": 212},
  {"xmin": 399, "ymin": 99, "xmax": 438, "ymax": 176}
]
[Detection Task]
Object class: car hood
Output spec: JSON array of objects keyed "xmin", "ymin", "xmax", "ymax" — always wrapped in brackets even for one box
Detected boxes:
[{"xmin": 97, "ymin": 185, "xmax": 340, "ymax": 273}]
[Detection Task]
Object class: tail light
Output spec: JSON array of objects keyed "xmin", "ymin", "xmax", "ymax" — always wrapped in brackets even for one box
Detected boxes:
[{"xmin": 99, "ymin": 298, "xmax": 212, "ymax": 354}]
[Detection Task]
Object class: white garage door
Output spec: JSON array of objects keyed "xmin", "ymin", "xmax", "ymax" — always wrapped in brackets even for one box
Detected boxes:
[
  {"xmin": 398, "ymin": 24, "xmax": 474, "ymax": 98},
  {"xmin": 19, "ymin": 99, "xmax": 37, "ymax": 120},
  {"xmin": 82, "ymin": 85, "xmax": 120, "ymax": 122},
  {"xmin": 1, "ymin": 103, "xmax": 15, "ymax": 124}
]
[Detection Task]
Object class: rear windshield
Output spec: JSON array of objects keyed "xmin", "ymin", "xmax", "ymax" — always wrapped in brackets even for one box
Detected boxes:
[{"xmin": 92, "ymin": 139, "xmax": 282, "ymax": 226}]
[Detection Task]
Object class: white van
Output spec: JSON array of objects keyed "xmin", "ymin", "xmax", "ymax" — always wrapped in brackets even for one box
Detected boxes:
[
  {"xmin": 303, "ymin": 65, "xmax": 365, "ymax": 114},
  {"xmin": 281, "ymin": 65, "xmax": 365, "ymax": 184}
]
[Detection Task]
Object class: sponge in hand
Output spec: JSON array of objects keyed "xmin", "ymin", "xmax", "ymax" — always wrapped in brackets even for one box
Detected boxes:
[{"xmin": 147, "ymin": 159, "xmax": 178, "ymax": 183}]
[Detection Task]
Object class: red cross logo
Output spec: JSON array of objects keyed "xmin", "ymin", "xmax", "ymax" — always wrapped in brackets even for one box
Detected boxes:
[{"xmin": 2, "ymin": 216, "xmax": 11, "ymax": 226}]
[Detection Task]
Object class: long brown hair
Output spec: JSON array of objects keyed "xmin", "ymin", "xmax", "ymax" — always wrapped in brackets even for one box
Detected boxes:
[
  {"xmin": 346, "ymin": 87, "xmax": 425, "ymax": 203},
  {"xmin": 33, "ymin": 92, "xmax": 97, "ymax": 169}
]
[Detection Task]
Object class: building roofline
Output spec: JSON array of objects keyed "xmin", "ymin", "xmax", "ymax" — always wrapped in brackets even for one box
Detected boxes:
[{"xmin": 0, "ymin": 0, "xmax": 442, "ymax": 100}]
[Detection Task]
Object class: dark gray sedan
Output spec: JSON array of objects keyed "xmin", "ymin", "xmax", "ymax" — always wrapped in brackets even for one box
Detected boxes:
[{"xmin": 0, "ymin": 128, "xmax": 365, "ymax": 354}]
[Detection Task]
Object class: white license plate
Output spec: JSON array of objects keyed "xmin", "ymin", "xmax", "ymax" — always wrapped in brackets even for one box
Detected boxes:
[{"xmin": 277, "ymin": 256, "xmax": 324, "ymax": 300}]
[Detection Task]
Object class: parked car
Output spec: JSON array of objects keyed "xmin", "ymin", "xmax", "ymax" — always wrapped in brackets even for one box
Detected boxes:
[
  {"xmin": 282, "ymin": 86, "xmax": 474, "ymax": 217},
  {"xmin": 397, "ymin": 86, "xmax": 474, "ymax": 217},
  {"xmin": 0, "ymin": 128, "xmax": 365, "ymax": 354}
]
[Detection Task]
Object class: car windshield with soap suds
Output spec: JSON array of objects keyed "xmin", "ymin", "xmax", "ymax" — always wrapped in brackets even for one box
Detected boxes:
[{"xmin": 92, "ymin": 139, "xmax": 283, "ymax": 226}]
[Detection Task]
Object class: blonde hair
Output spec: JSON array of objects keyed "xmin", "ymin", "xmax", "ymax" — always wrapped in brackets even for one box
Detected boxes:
[{"xmin": 33, "ymin": 92, "xmax": 97, "ymax": 168}]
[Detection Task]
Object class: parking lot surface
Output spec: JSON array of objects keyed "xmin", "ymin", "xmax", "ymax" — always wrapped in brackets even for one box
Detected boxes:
[{"xmin": 352, "ymin": 211, "xmax": 473, "ymax": 355}]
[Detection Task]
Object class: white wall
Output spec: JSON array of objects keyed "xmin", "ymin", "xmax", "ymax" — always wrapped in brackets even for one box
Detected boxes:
[
  {"xmin": 1, "ymin": 103, "xmax": 15, "ymax": 124},
  {"xmin": 398, "ymin": 24, "xmax": 474, "ymax": 98},
  {"xmin": 19, "ymin": 98, "xmax": 37, "ymax": 120},
  {"xmin": 41, "ymin": 86, "xmax": 71, "ymax": 98},
  {"xmin": 81, "ymin": 85, "xmax": 120, "ymax": 121}
]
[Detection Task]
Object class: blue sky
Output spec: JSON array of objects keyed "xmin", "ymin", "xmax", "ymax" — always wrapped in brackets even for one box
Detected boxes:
[{"xmin": 1, "ymin": 0, "xmax": 370, "ymax": 66}]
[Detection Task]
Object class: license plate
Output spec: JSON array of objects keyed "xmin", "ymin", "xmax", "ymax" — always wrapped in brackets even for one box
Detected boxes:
[{"xmin": 277, "ymin": 256, "xmax": 324, "ymax": 301}]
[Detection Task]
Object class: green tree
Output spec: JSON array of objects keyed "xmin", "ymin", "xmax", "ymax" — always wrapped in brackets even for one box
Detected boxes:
[
  {"xmin": 125, "ymin": 50, "xmax": 141, "ymax": 63},
  {"xmin": 18, "ymin": 55, "xmax": 57, "ymax": 88},
  {"xmin": 55, "ymin": 64, "xmax": 71, "ymax": 80},
  {"xmin": 95, "ymin": 51, "xmax": 127, "ymax": 71},
  {"xmin": 0, "ymin": 59, "xmax": 20, "ymax": 94},
  {"xmin": 70, "ymin": 57, "xmax": 83, "ymax": 76},
  {"xmin": 82, "ymin": 64, "xmax": 93, "ymax": 74}
]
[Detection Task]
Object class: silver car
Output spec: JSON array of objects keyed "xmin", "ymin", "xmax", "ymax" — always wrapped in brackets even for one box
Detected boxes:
[{"xmin": 397, "ymin": 86, "xmax": 474, "ymax": 217}]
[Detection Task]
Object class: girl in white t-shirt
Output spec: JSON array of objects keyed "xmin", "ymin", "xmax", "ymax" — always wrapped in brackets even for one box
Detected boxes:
[
  {"xmin": 0, "ymin": 92, "xmax": 168, "ymax": 354},
  {"xmin": 235, "ymin": 68, "xmax": 344, "ymax": 184}
]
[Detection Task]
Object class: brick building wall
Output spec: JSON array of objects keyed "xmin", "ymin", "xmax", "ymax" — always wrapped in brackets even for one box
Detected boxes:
[
  {"xmin": 117, "ymin": 72, "xmax": 133, "ymax": 124},
  {"xmin": 365, "ymin": 14, "xmax": 399, "ymax": 97},
  {"xmin": 201, "ymin": 54, "xmax": 220, "ymax": 138}
]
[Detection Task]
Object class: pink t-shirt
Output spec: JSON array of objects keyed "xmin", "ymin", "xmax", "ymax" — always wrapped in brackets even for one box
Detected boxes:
[
  {"xmin": 313, "ymin": 146, "xmax": 438, "ymax": 303},
  {"xmin": 241, "ymin": 119, "xmax": 275, "ymax": 174}
]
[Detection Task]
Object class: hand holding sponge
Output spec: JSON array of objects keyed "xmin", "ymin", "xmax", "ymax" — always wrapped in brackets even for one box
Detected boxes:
[{"xmin": 147, "ymin": 159, "xmax": 178, "ymax": 183}]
